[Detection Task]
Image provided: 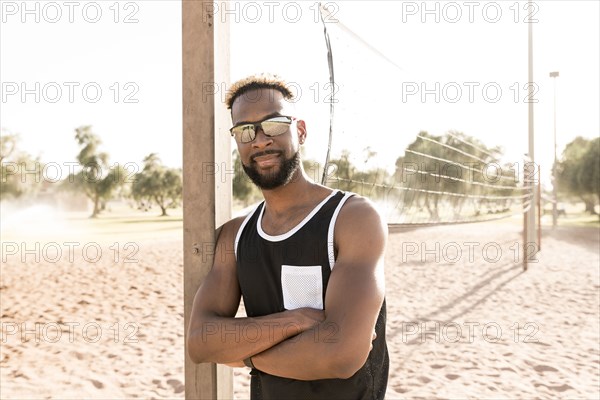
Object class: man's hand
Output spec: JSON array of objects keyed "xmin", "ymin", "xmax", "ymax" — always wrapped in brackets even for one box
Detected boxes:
[
  {"xmin": 370, "ymin": 330, "xmax": 377, "ymax": 352},
  {"xmin": 296, "ymin": 307, "xmax": 326, "ymax": 327},
  {"xmin": 217, "ymin": 308, "xmax": 325, "ymax": 368}
]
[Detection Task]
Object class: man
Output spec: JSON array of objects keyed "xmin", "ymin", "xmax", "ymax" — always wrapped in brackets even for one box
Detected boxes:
[{"xmin": 187, "ymin": 74, "xmax": 389, "ymax": 399}]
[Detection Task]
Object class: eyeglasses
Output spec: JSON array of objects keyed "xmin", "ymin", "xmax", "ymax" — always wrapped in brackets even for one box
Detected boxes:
[{"xmin": 230, "ymin": 115, "xmax": 294, "ymax": 144}]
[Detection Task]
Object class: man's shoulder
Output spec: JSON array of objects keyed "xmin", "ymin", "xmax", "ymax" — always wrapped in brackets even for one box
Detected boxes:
[
  {"xmin": 218, "ymin": 201, "xmax": 264, "ymax": 234},
  {"xmin": 332, "ymin": 194, "xmax": 388, "ymax": 267},
  {"xmin": 216, "ymin": 214, "xmax": 252, "ymax": 244},
  {"xmin": 333, "ymin": 193, "xmax": 387, "ymax": 244},
  {"xmin": 338, "ymin": 193, "xmax": 386, "ymax": 225}
]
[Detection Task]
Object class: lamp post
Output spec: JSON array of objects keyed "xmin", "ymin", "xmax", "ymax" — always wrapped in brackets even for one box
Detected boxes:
[{"xmin": 550, "ymin": 71, "xmax": 559, "ymax": 227}]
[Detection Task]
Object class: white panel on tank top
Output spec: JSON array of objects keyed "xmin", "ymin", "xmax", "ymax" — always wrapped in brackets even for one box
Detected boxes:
[{"xmin": 280, "ymin": 265, "xmax": 323, "ymax": 310}]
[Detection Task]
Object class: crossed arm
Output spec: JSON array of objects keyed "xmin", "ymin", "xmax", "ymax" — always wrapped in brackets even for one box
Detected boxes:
[{"xmin": 186, "ymin": 196, "xmax": 387, "ymax": 380}]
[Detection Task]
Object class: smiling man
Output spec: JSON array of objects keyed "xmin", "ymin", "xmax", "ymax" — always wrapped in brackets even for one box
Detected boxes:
[{"xmin": 187, "ymin": 74, "xmax": 389, "ymax": 399}]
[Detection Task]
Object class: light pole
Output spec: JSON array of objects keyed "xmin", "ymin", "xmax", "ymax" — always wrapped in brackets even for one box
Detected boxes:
[
  {"xmin": 550, "ymin": 71, "xmax": 559, "ymax": 227},
  {"xmin": 524, "ymin": 0, "xmax": 537, "ymax": 269}
]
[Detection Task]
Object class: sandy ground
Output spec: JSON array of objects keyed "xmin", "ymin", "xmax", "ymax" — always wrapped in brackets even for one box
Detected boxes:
[{"xmin": 1, "ymin": 221, "xmax": 599, "ymax": 399}]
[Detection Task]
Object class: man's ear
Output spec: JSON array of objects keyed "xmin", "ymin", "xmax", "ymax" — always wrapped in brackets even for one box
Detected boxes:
[{"xmin": 296, "ymin": 119, "xmax": 307, "ymax": 144}]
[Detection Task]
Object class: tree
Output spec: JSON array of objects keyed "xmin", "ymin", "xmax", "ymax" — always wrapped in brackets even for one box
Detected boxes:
[
  {"xmin": 393, "ymin": 131, "xmax": 507, "ymax": 220},
  {"xmin": 131, "ymin": 153, "xmax": 182, "ymax": 216},
  {"xmin": 326, "ymin": 150, "xmax": 359, "ymax": 192},
  {"xmin": 232, "ymin": 150, "xmax": 259, "ymax": 204},
  {"xmin": 313, "ymin": 148, "xmax": 390, "ymax": 201},
  {"xmin": 63, "ymin": 126, "xmax": 125, "ymax": 218},
  {"xmin": 0, "ymin": 130, "xmax": 18, "ymax": 163},
  {"xmin": 557, "ymin": 136, "xmax": 600, "ymax": 214},
  {"xmin": 578, "ymin": 138, "xmax": 600, "ymax": 208},
  {"xmin": 1, "ymin": 130, "xmax": 43, "ymax": 201}
]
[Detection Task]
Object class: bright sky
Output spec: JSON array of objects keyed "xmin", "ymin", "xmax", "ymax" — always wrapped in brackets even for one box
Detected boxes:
[{"xmin": 1, "ymin": 0, "xmax": 598, "ymax": 188}]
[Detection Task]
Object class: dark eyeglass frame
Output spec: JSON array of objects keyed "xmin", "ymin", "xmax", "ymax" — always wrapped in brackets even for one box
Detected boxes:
[{"xmin": 230, "ymin": 115, "xmax": 295, "ymax": 143}]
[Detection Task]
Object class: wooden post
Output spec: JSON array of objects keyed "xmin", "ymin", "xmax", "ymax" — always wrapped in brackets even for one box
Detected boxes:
[
  {"xmin": 537, "ymin": 164, "xmax": 541, "ymax": 251},
  {"xmin": 523, "ymin": 199, "xmax": 528, "ymax": 271},
  {"xmin": 523, "ymin": 160, "xmax": 529, "ymax": 271},
  {"xmin": 183, "ymin": 1, "xmax": 231, "ymax": 399}
]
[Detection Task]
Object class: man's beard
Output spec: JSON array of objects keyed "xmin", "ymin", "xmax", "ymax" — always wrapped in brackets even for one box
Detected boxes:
[{"xmin": 242, "ymin": 150, "xmax": 300, "ymax": 190}]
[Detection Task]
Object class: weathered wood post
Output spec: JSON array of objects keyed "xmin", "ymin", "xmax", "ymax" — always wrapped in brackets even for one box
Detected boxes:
[{"xmin": 183, "ymin": 1, "xmax": 231, "ymax": 398}]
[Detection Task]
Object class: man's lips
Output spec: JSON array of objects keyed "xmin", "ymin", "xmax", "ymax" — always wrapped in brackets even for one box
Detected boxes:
[
  {"xmin": 253, "ymin": 153, "xmax": 280, "ymax": 167},
  {"xmin": 251, "ymin": 151, "xmax": 282, "ymax": 167}
]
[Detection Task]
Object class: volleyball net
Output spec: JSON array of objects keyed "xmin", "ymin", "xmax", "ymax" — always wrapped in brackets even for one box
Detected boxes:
[{"xmin": 311, "ymin": 4, "xmax": 535, "ymax": 226}]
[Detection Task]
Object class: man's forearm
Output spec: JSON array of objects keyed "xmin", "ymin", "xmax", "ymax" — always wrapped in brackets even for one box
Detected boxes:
[
  {"xmin": 188, "ymin": 309, "xmax": 321, "ymax": 364},
  {"xmin": 251, "ymin": 320, "xmax": 356, "ymax": 380}
]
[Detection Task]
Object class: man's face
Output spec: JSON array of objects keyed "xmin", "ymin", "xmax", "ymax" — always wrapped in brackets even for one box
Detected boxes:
[{"xmin": 231, "ymin": 88, "xmax": 306, "ymax": 190}]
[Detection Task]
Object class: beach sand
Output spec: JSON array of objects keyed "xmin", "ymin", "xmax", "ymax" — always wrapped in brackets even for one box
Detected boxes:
[{"xmin": 1, "ymin": 221, "xmax": 599, "ymax": 398}]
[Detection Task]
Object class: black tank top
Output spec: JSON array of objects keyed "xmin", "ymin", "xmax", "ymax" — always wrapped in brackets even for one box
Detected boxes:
[{"xmin": 235, "ymin": 190, "xmax": 389, "ymax": 400}]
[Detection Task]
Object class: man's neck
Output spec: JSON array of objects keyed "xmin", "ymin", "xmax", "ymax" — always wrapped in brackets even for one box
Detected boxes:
[{"xmin": 260, "ymin": 170, "xmax": 329, "ymax": 218}]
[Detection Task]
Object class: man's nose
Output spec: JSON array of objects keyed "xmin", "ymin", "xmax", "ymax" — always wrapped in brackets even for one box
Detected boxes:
[{"xmin": 252, "ymin": 128, "xmax": 273, "ymax": 148}]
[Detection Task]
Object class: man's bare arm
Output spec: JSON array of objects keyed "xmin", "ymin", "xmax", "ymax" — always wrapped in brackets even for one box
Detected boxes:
[
  {"xmin": 251, "ymin": 196, "xmax": 387, "ymax": 380},
  {"xmin": 187, "ymin": 217, "xmax": 325, "ymax": 365}
]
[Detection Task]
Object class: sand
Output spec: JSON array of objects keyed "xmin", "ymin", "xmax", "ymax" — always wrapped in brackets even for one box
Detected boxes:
[{"xmin": 1, "ymin": 221, "xmax": 599, "ymax": 399}]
